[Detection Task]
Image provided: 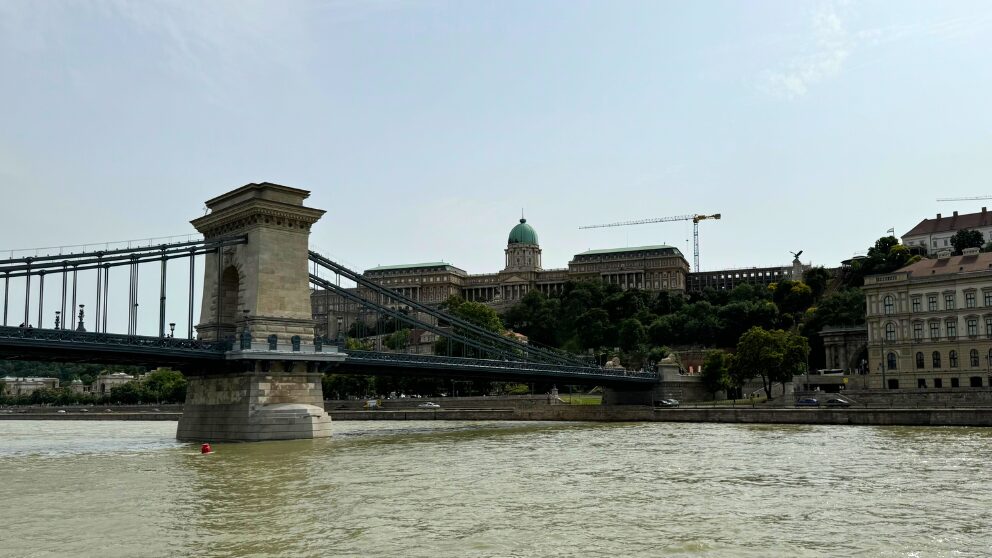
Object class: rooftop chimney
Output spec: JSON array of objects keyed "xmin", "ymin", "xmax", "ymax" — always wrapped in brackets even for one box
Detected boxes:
[
  {"xmin": 937, "ymin": 213, "xmax": 942, "ymax": 219},
  {"xmin": 953, "ymin": 211, "xmax": 959, "ymax": 217}
]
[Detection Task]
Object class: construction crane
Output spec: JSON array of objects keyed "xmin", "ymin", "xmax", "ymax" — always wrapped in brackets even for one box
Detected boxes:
[
  {"xmin": 937, "ymin": 196, "xmax": 992, "ymax": 202},
  {"xmin": 579, "ymin": 213, "xmax": 721, "ymax": 272}
]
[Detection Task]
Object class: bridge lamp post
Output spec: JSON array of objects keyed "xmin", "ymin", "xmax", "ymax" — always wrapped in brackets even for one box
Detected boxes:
[
  {"xmin": 169, "ymin": 323, "xmax": 176, "ymax": 338},
  {"xmin": 76, "ymin": 304, "xmax": 85, "ymax": 332},
  {"xmin": 54, "ymin": 311, "xmax": 60, "ymax": 330}
]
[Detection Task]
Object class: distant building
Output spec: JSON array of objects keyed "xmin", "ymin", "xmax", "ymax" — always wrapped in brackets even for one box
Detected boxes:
[
  {"xmin": 685, "ymin": 263, "xmax": 809, "ymax": 293},
  {"xmin": 91, "ymin": 372, "xmax": 136, "ymax": 396},
  {"xmin": 311, "ymin": 217, "xmax": 692, "ymax": 333},
  {"xmin": 0, "ymin": 376, "xmax": 59, "ymax": 396},
  {"xmin": 902, "ymin": 208, "xmax": 992, "ymax": 255},
  {"xmin": 862, "ymin": 248, "xmax": 992, "ymax": 390}
]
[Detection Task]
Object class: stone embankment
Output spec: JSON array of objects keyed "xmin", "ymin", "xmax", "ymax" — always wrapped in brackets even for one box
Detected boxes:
[{"xmin": 4, "ymin": 402, "xmax": 992, "ymax": 426}]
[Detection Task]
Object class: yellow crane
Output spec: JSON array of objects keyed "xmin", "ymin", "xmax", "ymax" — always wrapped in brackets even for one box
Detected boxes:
[{"xmin": 579, "ymin": 213, "xmax": 721, "ymax": 272}]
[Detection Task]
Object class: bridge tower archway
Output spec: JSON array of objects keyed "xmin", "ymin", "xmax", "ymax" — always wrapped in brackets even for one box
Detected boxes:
[{"xmin": 190, "ymin": 183, "xmax": 325, "ymax": 345}]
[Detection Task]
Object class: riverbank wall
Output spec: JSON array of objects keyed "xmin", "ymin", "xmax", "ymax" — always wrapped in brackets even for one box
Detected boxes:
[{"xmin": 5, "ymin": 406, "xmax": 992, "ymax": 426}]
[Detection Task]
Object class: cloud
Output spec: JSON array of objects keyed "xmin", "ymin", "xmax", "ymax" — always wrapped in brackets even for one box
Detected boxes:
[{"xmin": 762, "ymin": 2, "xmax": 853, "ymax": 99}]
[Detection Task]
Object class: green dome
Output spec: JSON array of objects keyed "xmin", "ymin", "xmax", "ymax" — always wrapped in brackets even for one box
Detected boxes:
[{"xmin": 508, "ymin": 218, "xmax": 539, "ymax": 245}]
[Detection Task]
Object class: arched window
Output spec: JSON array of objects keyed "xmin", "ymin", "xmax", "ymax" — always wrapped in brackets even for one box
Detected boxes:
[
  {"xmin": 949, "ymin": 350, "xmax": 959, "ymax": 368},
  {"xmin": 884, "ymin": 295, "xmax": 894, "ymax": 315},
  {"xmin": 933, "ymin": 351, "xmax": 942, "ymax": 369},
  {"xmin": 970, "ymin": 349, "xmax": 980, "ymax": 367},
  {"xmin": 885, "ymin": 322, "xmax": 896, "ymax": 341},
  {"xmin": 916, "ymin": 352, "xmax": 925, "ymax": 369},
  {"xmin": 887, "ymin": 352, "xmax": 897, "ymax": 370}
]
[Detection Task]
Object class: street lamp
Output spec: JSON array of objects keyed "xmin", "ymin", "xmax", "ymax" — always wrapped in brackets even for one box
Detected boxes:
[{"xmin": 168, "ymin": 323, "xmax": 176, "ymax": 338}]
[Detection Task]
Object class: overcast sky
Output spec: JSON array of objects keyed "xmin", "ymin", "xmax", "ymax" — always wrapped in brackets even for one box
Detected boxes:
[{"xmin": 2, "ymin": 1, "xmax": 992, "ymax": 332}]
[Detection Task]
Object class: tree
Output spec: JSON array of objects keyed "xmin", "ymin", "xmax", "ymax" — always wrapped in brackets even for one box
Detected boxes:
[
  {"xmin": 617, "ymin": 318, "xmax": 647, "ymax": 352},
  {"xmin": 700, "ymin": 350, "xmax": 731, "ymax": 399},
  {"xmin": 384, "ymin": 328, "xmax": 411, "ymax": 350},
  {"xmin": 802, "ymin": 267, "xmax": 832, "ymax": 300},
  {"xmin": 951, "ymin": 228, "xmax": 984, "ymax": 254},
  {"xmin": 142, "ymin": 368, "xmax": 187, "ymax": 403},
  {"xmin": 729, "ymin": 327, "xmax": 808, "ymax": 399}
]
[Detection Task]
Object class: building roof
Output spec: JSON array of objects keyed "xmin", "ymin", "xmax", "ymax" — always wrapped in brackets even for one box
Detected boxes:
[
  {"xmin": 508, "ymin": 218, "xmax": 539, "ymax": 245},
  {"xmin": 574, "ymin": 245, "xmax": 681, "ymax": 257},
  {"xmin": 366, "ymin": 262, "xmax": 465, "ymax": 273},
  {"xmin": 902, "ymin": 208, "xmax": 992, "ymax": 237},
  {"xmin": 897, "ymin": 251, "xmax": 992, "ymax": 277}
]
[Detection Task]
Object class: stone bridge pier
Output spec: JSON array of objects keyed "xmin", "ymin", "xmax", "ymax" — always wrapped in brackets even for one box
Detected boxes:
[{"xmin": 177, "ymin": 183, "xmax": 342, "ymax": 442}]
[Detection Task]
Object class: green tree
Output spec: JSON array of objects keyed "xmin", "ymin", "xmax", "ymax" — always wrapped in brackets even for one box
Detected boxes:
[
  {"xmin": 951, "ymin": 228, "xmax": 984, "ymax": 254},
  {"xmin": 730, "ymin": 327, "xmax": 810, "ymax": 399},
  {"xmin": 142, "ymin": 369, "xmax": 187, "ymax": 403},
  {"xmin": 574, "ymin": 308, "xmax": 612, "ymax": 349},
  {"xmin": 617, "ymin": 318, "xmax": 647, "ymax": 352},
  {"xmin": 384, "ymin": 328, "xmax": 411, "ymax": 350},
  {"xmin": 700, "ymin": 350, "xmax": 731, "ymax": 399},
  {"xmin": 802, "ymin": 267, "xmax": 832, "ymax": 300}
]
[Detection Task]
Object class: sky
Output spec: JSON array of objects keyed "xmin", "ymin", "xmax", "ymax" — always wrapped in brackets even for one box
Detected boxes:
[{"xmin": 2, "ymin": 1, "xmax": 992, "ymax": 334}]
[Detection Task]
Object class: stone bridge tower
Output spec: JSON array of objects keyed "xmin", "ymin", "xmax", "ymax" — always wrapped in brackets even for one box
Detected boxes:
[
  {"xmin": 178, "ymin": 183, "xmax": 341, "ymax": 443},
  {"xmin": 191, "ymin": 183, "xmax": 324, "ymax": 347}
]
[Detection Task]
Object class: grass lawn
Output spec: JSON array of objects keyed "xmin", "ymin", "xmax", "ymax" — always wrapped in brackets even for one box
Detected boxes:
[{"xmin": 563, "ymin": 394, "xmax": 603, "ymax": 405}]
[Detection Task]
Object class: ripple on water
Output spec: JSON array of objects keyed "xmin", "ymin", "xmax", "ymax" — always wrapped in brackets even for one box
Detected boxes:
[{"xmin": 2, "ymin": 420, "xmax": 992, "ymax": 557}]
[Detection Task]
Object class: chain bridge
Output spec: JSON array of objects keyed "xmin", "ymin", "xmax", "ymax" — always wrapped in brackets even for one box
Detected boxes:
[{"xmin": 0, "ymin": 183, "xmax": 659, "ymax": 441}]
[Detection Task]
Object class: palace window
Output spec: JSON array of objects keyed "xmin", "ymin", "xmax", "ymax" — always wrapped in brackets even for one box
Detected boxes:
[
  {"xmin": 951, "ymin": 377, "xmax": 960, "ymax": 388},
  {"xmin": 928, "ymin": 296, "xmax": 938, "ymax": 311},
  {"xmin": 885, "ymin": 322, "xmax": 896, "ymax": 341},
  {"xmin": 916, "ymin": 352, "xmax": 925, "ymax": 369},
  {"xmin": 918, "ymin": 378, "xmax": 927, "ymax": 389},
  {"xmin": 934, "ymin": 378, "xmax": 943, "ymax": 388},
  {"xmin": 887, "ymin": 352, "xmax": 898, "ymax": 370},
  {"xmin": 971, "ymin": 349, "xmax": 980, "ymax": 367},
  {"xmin": 912, "ymin": 297, "xmax": 921, "ymax": 312},
  {"xmin": 986, "ymin": 291, "xmax": 992, "ymax": 306},
  {"xmin": 913, "ymin": 322, "xmax": 924, "ymax": 341},
  {"xmin": 883, "ymin": 296, "xmax": 894, "ymax": 315},
  {"xmin": 968, "ymin": 319, "xmax": 979, "ymax": 337},
  {"xmin": 933, "ymin": 351, "xmax": 942, "ymax": 369},
  {"xmin": 949, "ymin": 350, "xmax": 959, "ymax": 368},
  {"xmin": 966, "ymin": 292, "xmax": 977, "ymax": 308},
  {"xmin": 971, "ymin": 376, "xmax": 983, "ymax": 387},
  {"xmin": 946, "ymin": 320, "xmax": 957, "ymax": 339},
  {"xmin": 945, "ymin": 294, "xmax": 955, "ymax": 310},
  {"xmin": 930, "ymin": 322, "xmax": 941, "ymax": 340}
]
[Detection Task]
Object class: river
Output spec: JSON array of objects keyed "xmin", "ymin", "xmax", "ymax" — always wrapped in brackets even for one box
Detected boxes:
[{"xmin": 1, "ymin": 420, "xmax": 990, "ymax": 557}]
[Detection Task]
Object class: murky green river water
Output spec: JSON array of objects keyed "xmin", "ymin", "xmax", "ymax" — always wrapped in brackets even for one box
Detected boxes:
[{"xmin": 1, "ymin": 420, "xmax": 991, "ymax": 557}]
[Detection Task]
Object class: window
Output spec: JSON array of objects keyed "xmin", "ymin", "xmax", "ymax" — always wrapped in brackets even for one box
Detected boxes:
[
  {"xmin": 916, "ymin": 352, "xmax": 925, "ymax": 369},
  {"xmin": 884, "ymin": 296, "xmax": 894, "ymax": 315},
  {"xmin": 945, "ymin": 294, "xmax": 955, "ymax": 310},
  {"xmin": 913, "ymin": 322, "xmax": 924, "ymax": 341},
  {"xmin": 987, "ymin": 318, "xmax": 992, "ymax": 338},
  {"xmin": 930, "ymin": 322, "xmax": 940, "ymax": 340},
  {"xmin": 971, "ymin": 376, "xmax": 984, "ymax": 387},
  {"xmin": 933, "ymin": 351, "xmax": 942, "ymax": 368},
  {"xmin": 934, "ymin": 378, "xmax": 943, "ymax": 388},
  {"xmin": 946, "ymin": 320, "xmax": 957, "ymax": 339},
  {"xmin": 951, "ymin": 377, "xmax": 960, "ymax": 388},
  {"xmin": 966, "ymin": 292, "xmax": 977, "ymax": 308},
  {"xmin": 885, "ymin": 322, "xmax": 896, "ymax": 341},
  {"xmin": 918, "ymin": 378, "xmax": 927, "ymax": 389},
  {"xmin": 968, "ymin": 319, "xmax": 979, "ymax": 337},
  {"xmin": 972, "ymin": 349, "xmax": 981, "ymax": 367},
  {"xmin": 888, "ymin": 379, "xmax": 900, "ymax": 389},
  {"xmin": 985, "ymin": 291, "xmax": 992, "ymax": 306},
  {"xmin": 887, "ymin": 352, "xmax": 897, "ymax": 370},
  {"xmin": 928, "ymin": 296, "xmax": 938, "ymax": 311},
  {"xmin": 912, "ymin": 297, "xmax": 921, "ymax": 312},
  {"xmin": 950, "ymin": 350, "xmax": 959, "ymax": 368}
]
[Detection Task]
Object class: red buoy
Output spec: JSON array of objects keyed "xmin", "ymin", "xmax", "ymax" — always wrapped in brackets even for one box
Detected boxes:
[{"xmin": 201, "ymin": 443, "xmax": 212, "ymax": 454}]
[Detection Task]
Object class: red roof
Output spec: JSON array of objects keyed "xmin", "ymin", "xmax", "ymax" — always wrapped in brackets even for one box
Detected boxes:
[{"xmin": 903, "ymin": 209, "xmax": 992, "ymax": 237}]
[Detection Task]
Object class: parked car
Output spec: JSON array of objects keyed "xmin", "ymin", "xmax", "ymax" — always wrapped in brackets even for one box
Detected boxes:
[
  {"xmin": 795, "ymin": 398, "xmax": 819, "ymax": 407},
  {"xmin": 825, "ymin": 398, "xmax": 851, "ymax": 407},
  {"xmin": 417, "ymin": 402, "xmax": 441, "ymax": 409},
  {"xmin": 655, "ymin": 399, "xmax": 680, "ymax": 407}
]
